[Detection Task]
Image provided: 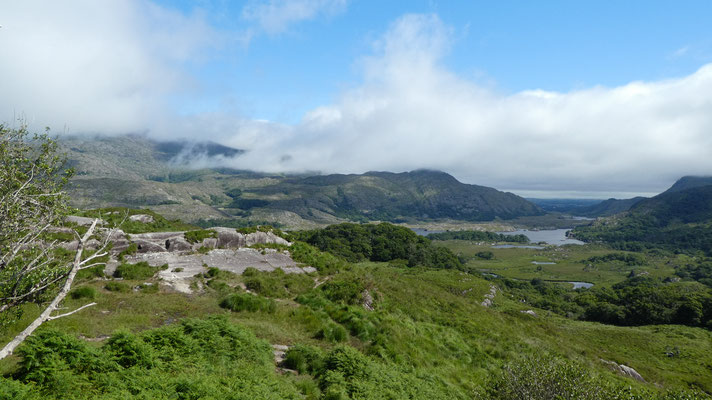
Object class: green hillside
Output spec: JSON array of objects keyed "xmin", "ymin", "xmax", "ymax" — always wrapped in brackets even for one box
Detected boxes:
[
  {"xmin": 2, "ymin": 213, "xmax": 711, "ymax": 399},
  {"xmin": 572, "ymin": 180, "xmax": 712, "ymax": 253},
  {"xmin": 60, "ymin": 135, "xmax": 543, "ymax": 228}
]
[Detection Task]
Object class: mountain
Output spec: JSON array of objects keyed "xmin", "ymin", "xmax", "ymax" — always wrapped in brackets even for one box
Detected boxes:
[
  {"xmin": 660, "ymin": 175, "xmax": 712, "ymax": 194},
  {"xmin": 575, "ymin": 197, "xmax": 646, "ymax": 217},
  {"xmin": 572, "ymin": 177, "xmax": 712, "ymax": 253},
  {"xmin": 60, "ymin": 135, "xmax": 543, "ymax": 228}
]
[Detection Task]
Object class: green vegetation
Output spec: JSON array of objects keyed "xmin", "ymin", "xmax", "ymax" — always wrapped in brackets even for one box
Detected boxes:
[
  {"xmin": 104, "ymin": 282, "xmax": 130, "ymax": 293},
  {"xmin": 2, "ymin": 317, "xmax": 302, "ymax": 399},
  {"xmin": 294, "ymin": 223, "xmax": 462, "ymax": 269},
  {"xmin": 113, "ymin": 262, "xmax": 166, "ymax": 280},
  {"xmin": 183, "ymin": 229, "xmax": 217, "ymax": 244},
  {"xmin": 69, "ymin": 286, "xmax": 97, "ymax": 300},
  {"xmin": 427, "ymin": 230, "xmax": 529, "ymax": 243},
  {"xmin": 220, "ymin": 293, "xmax": 277, "ymax": 313},
  {"xmin": 79, "ymin": 207, "xmax": 196, "ymax": 234},
  {"xmin": 243, "ymin": 268, "xmax": 314, "ymax": 298},
  {"xmin": 572, "ymin": 185, "xmax": 712, "ymax": 254}
]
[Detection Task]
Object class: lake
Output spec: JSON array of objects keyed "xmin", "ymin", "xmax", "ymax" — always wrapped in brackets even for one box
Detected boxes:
[{"xmin": 499, "ymin": 229, "xmax": 584, "ymax": 246}]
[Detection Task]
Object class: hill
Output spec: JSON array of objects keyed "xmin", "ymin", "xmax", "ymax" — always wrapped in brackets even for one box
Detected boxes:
[
  {"xmin": 662, "ymin": 176, "xmax": 712, "ymax": 194},
  {"xmin": 572, "ymin": 177, "xmax": 712, "ymax": 253},
  {"xmin": 576, "ymin": 196, "xmax": 647, "ymax": 217},
  {"xmin": 60, "ymin": 135, "xmax": 543, "ymax": 228}
]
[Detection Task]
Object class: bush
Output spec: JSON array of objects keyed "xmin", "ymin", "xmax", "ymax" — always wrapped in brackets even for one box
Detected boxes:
[
  {"xmin": 475, "ymin": 251, "xmax": 494, "ymax": 260},
  {"xmin": 284, "ymin": 344, "xmax": 325, "ymax": 374},
  {"xmin": 113, "ymin": 261, "xmax": 159, "ymax": 280},
  {"xmin": 76, "ymin": 264, "xmax": 106, "ymax": 280},
  {"xmin": 69, "ymin": 286, "xmax": 96, "ymax": 300},
  {"xmin": 104, "ymin": 281, "xmax": 130, "ymax": 293},
  {"xmin": 317, "ymin": 323, "xmax": 348, "ymax": 343},
  {"xmin": 219, "ymin": 293, "xmax": 276, "ymax": 313}
]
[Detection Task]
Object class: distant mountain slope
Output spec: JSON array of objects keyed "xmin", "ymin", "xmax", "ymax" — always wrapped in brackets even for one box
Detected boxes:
[
  {"xmin": 572, "ymin": 177, "xmax": 712, "ymax": 253},
  {"xmin": 247, "ymin": 170, "xmax": 544, "ymax": 222},
  {"xmin": 576, "ymin": 197, "xmax": 646, "ymax": 217},
  {"xmin": 661, "ymin": 175, "xmax": 712, "ymax": 194},
  {"xmin": 60, "ymin": 135, "xmax": 543, "ymax": 227}
]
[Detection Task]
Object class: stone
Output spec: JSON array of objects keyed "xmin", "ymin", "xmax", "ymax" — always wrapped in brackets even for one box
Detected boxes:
[
  {"xmin": 165, "ymin": 237, "xmax": 192, "ymax": 252},
  {"xmin": 134, "ymin": 239, "xmax": 167, "ymax": 253},
  {"xmin": 129, "ymin": 214, "xmax": 154, "ymax": 224},
  {"xmin": 65, "ymin": 215, "xmax": 104, "ymax": 226}
]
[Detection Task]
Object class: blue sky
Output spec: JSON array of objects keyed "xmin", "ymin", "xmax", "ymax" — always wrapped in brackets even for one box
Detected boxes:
[
  {"xmin": 2, "ymin": 1, "xmax": 712, "ymax": 197},
  {"xmin": 155, "ymin": 0, "xmax": 712, "ymax": 123}
]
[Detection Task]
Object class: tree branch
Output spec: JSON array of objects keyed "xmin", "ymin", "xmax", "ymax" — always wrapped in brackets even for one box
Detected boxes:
[
  {"xmin": 0, "ymin": 219, "xmax": 99, "ymax": 360},
  {"xmin": 46, "ymin": 302, "xmax": 97, "ymax": 321}
]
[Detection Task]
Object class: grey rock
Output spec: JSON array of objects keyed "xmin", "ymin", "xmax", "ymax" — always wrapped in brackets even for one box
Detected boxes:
[
  {"xmin": 165, "ymin": 237, "xmax": 192, "ymax": 252},
  {"xmin": 65, "ymin": 215, "xmax": 104, "ymax": 226},
  {"xmin": 214, "ymin": 227, "xmax": 246, "ymax": 249},
  {"xmin": 134, "ymin": 239, "xmax": 166, "ymax": 253},
  {"xmin": 129, "ymin": 214, "xmax": 154, "ymax": 224},
  {"xmin": 521, "ymin": 309, "xmax": 538, "ymax": 317},
  {"xmin": 601, "ymin": 360, "xmax": 645, "ymax": 382}
]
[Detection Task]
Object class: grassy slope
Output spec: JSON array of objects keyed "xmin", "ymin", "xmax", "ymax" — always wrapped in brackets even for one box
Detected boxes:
[
  {"xmin": 439, "ymin": 240, "xmax": 677, "ymax": 287},
  {"xmin": 2, "ymin": 257, "xmax": 710, "ymax": 396}
]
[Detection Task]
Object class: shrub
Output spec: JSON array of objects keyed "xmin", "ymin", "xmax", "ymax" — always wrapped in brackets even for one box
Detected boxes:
[
  {"xmin": 76, "ymin": 264, "xmax": 106, "ymax": 280},
  {"xmin": 113, "ymin": 261, "xmax": 158, "ymax": 280},
  {"xmin": 104, "ymin": 281, "xmax": 130, "ymax": 293},
  {"xmin": 284, "ymin": 344, "xmax": 325, "ymax": 374},
  {"xmin": 219, "ymin": 293, "xmax": 276, "ymax": 313},
  {"xmin": 317, "ymin": 323, "xmax": 348, "ymax": 343},
  {"xmin": 117, "ymin": 242, "xmax": 138, "ymax": 260},
  {"xmin": 138, "ymin": 283, "xmax": 159, "ymax": 293},
  {"xmin": 69, "ymin": 286, "xmax": 96, "ymax": 300},
  {"xmin": 475, "ymin": 251, "xmax": 494, "ymax": 260},
  {"xmin": 104, "ymin": 332, "xmax": 155, "ymax": 369}
]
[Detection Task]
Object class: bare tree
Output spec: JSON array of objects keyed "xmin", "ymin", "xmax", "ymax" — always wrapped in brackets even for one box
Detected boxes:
[{"xmin": 0, "ymin": 123, "xmax": 111, "ymax": 359}]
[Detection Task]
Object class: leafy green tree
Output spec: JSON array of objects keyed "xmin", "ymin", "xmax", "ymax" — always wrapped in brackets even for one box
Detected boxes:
[{"xmin": 0, "ymin": 124, "xmax": 107, "ymax": 360}]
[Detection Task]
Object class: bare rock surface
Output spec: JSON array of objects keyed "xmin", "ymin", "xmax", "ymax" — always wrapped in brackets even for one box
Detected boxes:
[
  {"xmin": 123, "ymin": 248, "xmax": 314, "ymax": 294},
  {"xmin": 165, "ymin": 237, "xmax": 192, "ymax": 252},
  {"xmin": 129, "ymin": 214, "xmax": 154, "ymax": 223},
  {"xmin": 601, "ymin": 360, "xmax": 645, "ymax": 382},
  {"xmin": 65, "ymin": 215, "xmax": 104, "ymax": 226},
  {"xmin": 481, "ymin": 285, "xmax": 498, "ymax": 307}
]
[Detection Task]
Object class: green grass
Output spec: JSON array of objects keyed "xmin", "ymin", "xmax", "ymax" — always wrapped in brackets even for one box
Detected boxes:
[
  {"xmin": 113, "ymin": 261, "xmax": 166, "ymax": 280},
  {"xmin": 2, "ymin": 249, "xmax": 710, "ymax": 398},
  {"xmin": 438, "ymin": 240, "xmax": 677, "ymax": 287}
]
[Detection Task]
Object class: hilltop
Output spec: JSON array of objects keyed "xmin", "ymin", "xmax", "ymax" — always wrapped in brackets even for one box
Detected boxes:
[
  {"xmin": 60, "ymin": 135, "xmax": 543, "ymax": 229},
  {"xmin": 572, "ymin": 176, "xmax": 712, "ymax": 253}
]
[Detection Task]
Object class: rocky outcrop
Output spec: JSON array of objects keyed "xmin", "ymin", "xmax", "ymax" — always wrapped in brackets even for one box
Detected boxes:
[
  {"xmin": 600, "ymin": 360, "xmax": 645, "ymax": 382},
  {"xmin": 165, "ymin": 237, "xmax": 192, "ymax": 252},
  {"xmin": 134, "ymin": 239, "xmax": 167, "ymax": 253},
  {"xmin": 129, "ymin": 214, "xmax": 154, "ymax": 224},
  {"xmin": 65, "ymin": 215, "xmax": 104, "ymax": 226},
  {"xmin": 481, "ymin": 285, "xmax": 497, "ymax": 307}
]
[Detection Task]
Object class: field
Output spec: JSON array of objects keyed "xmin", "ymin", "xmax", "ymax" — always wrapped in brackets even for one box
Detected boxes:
[
  {"xmin": 2, "ymin": 253, "xmax": 711, "ymax": 398},
  {"xmin": 438, "ymin": 240, "xmax": 680, "ymax": 287}
]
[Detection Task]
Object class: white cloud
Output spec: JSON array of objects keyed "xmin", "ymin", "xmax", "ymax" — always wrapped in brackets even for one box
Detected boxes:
[
  {"xmin": 0, "ymin": 0, "xmax": 218, "ymax": 135},
  {"xmin": 242, "ymin": 0, "xmax": 347, "ymax": 35},
  {"xmin": 225, "ymin": 13, "xmax": 712, "ymax": 196}
]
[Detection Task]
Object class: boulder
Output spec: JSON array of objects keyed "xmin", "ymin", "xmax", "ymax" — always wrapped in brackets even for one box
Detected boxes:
[
  {"xmin": 134, "ymin": 239, "xmax": 167, "ymax": 253},
  {"xmin": 214, "ymin": 227, "xmax": 246, "ymax": 249},
  {"xmin": 245, "ymin": 231, "xmax": 290, "ymax": 247},
  {"xmin": 129, "ymin": 214, "xmax": 154, "ymax": 224},
  {"xmin": 165, "ymin": 237, "xmax": 192, "ymax": 252},
  {"xmin": 600, "ymin": 360, "xmax": 645, "ymax": 382},
  {"xmin": 65, "ymin": 215, "xmax": 104, "ymax": 226}
]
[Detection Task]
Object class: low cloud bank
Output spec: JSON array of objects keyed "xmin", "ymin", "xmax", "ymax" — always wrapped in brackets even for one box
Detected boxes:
[{"xmin": 2, "ymin": 5, "xmax": 711, "ymax": 197}]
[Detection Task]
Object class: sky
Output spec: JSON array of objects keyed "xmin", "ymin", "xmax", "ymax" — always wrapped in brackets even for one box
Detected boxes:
[{"xmin": 2, "ymin": 1, "xmax": 712, "ymax": 198}]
